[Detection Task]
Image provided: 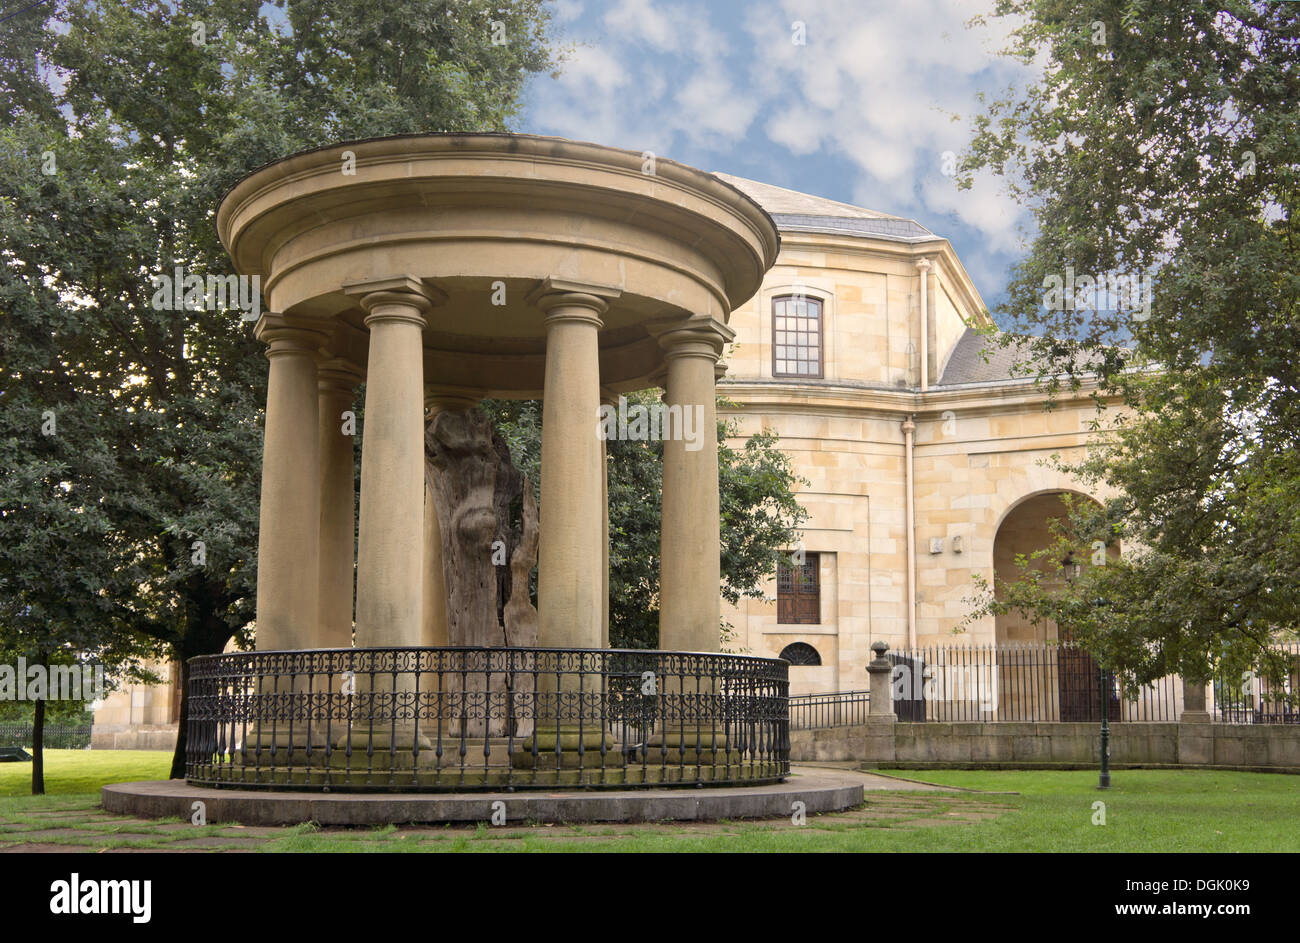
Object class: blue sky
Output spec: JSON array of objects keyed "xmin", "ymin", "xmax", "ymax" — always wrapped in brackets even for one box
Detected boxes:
[{"xmin": 517, "ymin": 0, "xmax": 1038, "ymax": 313}]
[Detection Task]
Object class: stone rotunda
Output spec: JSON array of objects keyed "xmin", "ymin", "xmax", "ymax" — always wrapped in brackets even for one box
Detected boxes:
[{"xmin": 187, "ymin": 133, "xmax": 791, "ymax": 791}]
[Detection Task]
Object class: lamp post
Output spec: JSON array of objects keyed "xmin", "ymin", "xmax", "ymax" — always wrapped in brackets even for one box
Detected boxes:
[
  {"xmin": 1064, "ymin": 554, "xmax": 1111, "ymax": 789},
  {"xmin": 1094, "ymin": 596, "xmax": 1112, "ymax": 790},
  {"xmin": 1098, "ymin": 661, "xmax": 1111, "ymax": 789}
]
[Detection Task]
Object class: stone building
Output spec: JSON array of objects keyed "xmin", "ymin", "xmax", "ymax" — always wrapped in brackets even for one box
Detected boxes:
[
  {"xmin": 713, "ymin": 174, "xmax": 1117, "ymax": 696},
  {"xmin": 90, "ymin": 661, "xmax": 181, "ymax": 750},
  {"xmin": 95, "ymin": 161, "xmax": 1117, "ymax": 741}
]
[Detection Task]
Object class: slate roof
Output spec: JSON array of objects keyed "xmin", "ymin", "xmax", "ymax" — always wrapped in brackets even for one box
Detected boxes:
[
  {"xmin": 773, "ymin": 213, "xmax": 934, "ymax": 240},
  {"xmin": 714, "ymin": 173, "xmax": 936, "ymax": 242},
  {"xmin": 715, "ymin": 173, "xmax": 1036, "ymax": 385},
  {"xmin": 938, "ymin": 327, "xmax": 1046, "ymax": 386}
]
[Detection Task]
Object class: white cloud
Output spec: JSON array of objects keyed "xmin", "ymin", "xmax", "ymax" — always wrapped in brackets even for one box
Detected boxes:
[
  {"xmin": 920, "ymin": 168, "xmax": 1025, "ymax": 255},
  {"xmin": 549, "ymin": 0, "xmax": 584, "ymax": 24},
  {"xmin": 671, "ymin": 67, "xmax": 758, "ymax": 143},
  {"xmin": 604, "ymin": 0, "xmax": 676, "ymax": 49},
  {"xmin": 559, "ymin": 44, "xmax": 627, "ymax": 95},
  {"xmin": 764, "ymin": 107, "xmax": 823, "ymax": 155},
  {"xmin": 527, "ymin": 0, "xmax": 1038, "ymax": 292},
  {"xmin": 604, "ymin": 0, "xmax": 724, "ymax": 58}
]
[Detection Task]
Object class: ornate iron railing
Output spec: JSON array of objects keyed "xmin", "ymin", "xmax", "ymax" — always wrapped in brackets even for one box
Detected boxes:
[
  {"xmin": 186, "ymin": 647, "xmax": 789, "ymax": 791},
  {"xmin": 0, "ymin": 723, "xmax": 93, "ymax": 750},
  {"xmin": 789, "ymin": 690, "xmax": 870, "ymax": 729}
]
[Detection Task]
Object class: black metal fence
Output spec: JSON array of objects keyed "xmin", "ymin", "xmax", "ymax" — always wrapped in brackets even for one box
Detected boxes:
[
  {"xmin": 884, "ymin": 643, "xmax": 1169, "ymax": 723},
  {"xmin": 0, "ymin": 724, "xmax": 93, "ymax": 749},
  {"xmin": 873, "ymin": 643, "xmax": 1297, "ymax": 724},
  {"xmin": 1212, "ymin": 647, "xmax": 1300, "ymax": 724},
  {"xmin": 789, "ymin": 690, "xmax": 869, "ymax": 729},
  {"xmin": 186, "ymin": 647, "xmax": 789, "ymax": 791}
]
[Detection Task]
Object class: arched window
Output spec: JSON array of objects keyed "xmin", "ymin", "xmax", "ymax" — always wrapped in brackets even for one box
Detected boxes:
[
  {"xmin": 778, "ymin": 642, "xmax": 822, "ymax": 666},
  {"xmin": 772, "ymin": 295, "xmax": 823, "ymax": 377}
]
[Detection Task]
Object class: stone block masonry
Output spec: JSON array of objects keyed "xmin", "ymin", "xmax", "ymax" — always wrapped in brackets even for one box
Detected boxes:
[{"xmin": 788, "ymin": 721, "xmax": 1300, "ymax": 772}]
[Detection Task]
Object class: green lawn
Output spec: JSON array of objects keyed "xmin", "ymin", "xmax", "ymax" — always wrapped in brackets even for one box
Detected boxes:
[
  {"xmin": 1, "ymin": 755, "xmax": 1297, "ymax": 851},
  {"xmin": 862, "ymin": 768, "xmax": 1300, "ymax": 852},
  {"xmin": 0, "ymin": 749, "xmax": 172, "ymax": 797}
]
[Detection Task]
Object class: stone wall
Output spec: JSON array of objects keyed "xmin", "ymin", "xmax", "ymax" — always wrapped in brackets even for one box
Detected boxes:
[
  {"xmin": 90, "ymin": 724, "xmax": 178, "ymax": 751},
  {"xmin": 718, "ymin": 226, "xmax": 1124, "ymax": 697},
  {"xmin": 789, "ymin": 722, "xmax": 1300, "ymax": 771}
]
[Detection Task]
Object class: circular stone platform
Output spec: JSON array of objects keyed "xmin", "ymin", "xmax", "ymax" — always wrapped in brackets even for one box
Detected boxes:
[{"xmin": 102, "ymin": 771, "xmax": 863, "ymax": 826}]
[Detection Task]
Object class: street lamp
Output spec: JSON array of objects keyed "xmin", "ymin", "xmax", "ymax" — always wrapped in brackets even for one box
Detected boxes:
[
  {"xmin": 1063, "ymin": 554, "xmax": 1110, "ymax": 789},
  {"xmin": 1098, "ymin": 662, "xmax": 1111, "ymax": 789},
  {"xmin": 1094, "ymin": 596, "xmax": 1112, "ymax": 790}
]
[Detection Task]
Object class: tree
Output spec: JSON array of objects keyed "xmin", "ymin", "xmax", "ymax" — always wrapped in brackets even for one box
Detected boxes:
[
  {"xmin": 0, "ymin": 0, "xmax": 561, "ymax": 781},
  {"xmin": 483, "ymin": 391, "xmax": 809, "ymax": 650},
  {"xmin": 0, "ymin": 114, "xmax": 164, "ymax": 793},
  {"xmin": 957, "ymin": 1, "xmax": 1299, "ymax": 688},
  {"xmin": 425, "ymin": 408, "xmax": 539, "ymax": 649}
]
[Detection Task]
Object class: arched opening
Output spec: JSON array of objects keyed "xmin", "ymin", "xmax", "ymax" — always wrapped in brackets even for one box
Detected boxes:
[
  {"xmin": 778, "ymin": 642, "xmax": 822, "ymax": 666},
  {"xmin": 994, "ymin": 492, "xmax": 1091, "ymax": 645},
  {"xmin": 993, "ymin": 490, "xmax": 1119, "ymax": 720}
]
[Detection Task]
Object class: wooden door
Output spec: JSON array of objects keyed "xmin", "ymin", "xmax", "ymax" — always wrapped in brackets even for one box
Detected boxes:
[{"xmin": 777, "ymin": 553, "xmax": 820, "ymax": 624}]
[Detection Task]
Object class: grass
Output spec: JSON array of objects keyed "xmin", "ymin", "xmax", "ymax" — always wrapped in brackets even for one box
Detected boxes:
[
  {"xmin": 1, "ymin": 754, "xmax": 1297, "ymax": 851},
  {"xmin": 862, "ymin": 768, "xmax": 1300, "ymax": 852},
  {"xmin": 0, "ymin": 749, "xmax": 172, "ymax": 797}
]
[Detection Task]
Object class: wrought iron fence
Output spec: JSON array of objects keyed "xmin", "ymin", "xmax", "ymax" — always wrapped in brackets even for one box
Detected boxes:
[
  {"xmin": 0, "ymin": 724, "xmax": 93, "ymax": 749},
  {"xmin": 186, "ymin": 647, "xmax": 789, "ymax": 791},
  {"xmin": 1211, "ymin": 645, "xmax": 1300, "ymax": 724},
  {"xmin": 876, "ymin": 642, "xmax": 1299, "ymax": 724},
  {"xmin": 789, "ymin": 690, "xmax": 869, "ymax": 729},
  {"xmin": 887, "ymin": 643, "xmax": 1178, "ymax": 723}
]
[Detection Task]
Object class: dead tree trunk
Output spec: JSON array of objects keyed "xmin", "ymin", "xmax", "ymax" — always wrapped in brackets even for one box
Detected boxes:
[{"xmin": 425, "ymin": 409, "xmax": 538, "ymax": 736}]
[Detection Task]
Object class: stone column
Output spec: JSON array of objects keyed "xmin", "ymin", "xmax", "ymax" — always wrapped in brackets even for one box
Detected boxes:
[
  {"xmin": 340, "ymin": 279, "xmax": 439, "ymax": 752},
  {"xmin": 867, "ymin": 641, "xmax": 896, "ymax": 720},
  {"xmin": 254, "ymin": 314, "xmax": 327, "ymax": 652},
  {"xmin": 346, "ymin": 280, "xmax": 437, "ymax": 650},
  {"xmin": 653, "ymin": 319, "xmax": 732, "ymax": 653},
  {"xmin": 1181, "ymin": 677, "xmax": 1211, "ymax": 723},
  {"xmin": 1177, "ymin": 676, "xmax": 1214, "ymax": 766},
  {"xmin": 421, "ymin": 390, "xmax": 480, "ymax": 648},
  {"xmin": 533, "ymin": 287, "xmax": 610, "ymax": 651},
  {"xmin": 526, "ymin": 283, "xmax": 615, "ymax": 753},
  {"xmin": 421, "ymin": 444, "xmax": 448, "ymax": 649},
  {"xmin": 317, "ymin": 358, "xmax": 363, "ymax": 651},
  {"xmin": 863, "ymin": 640, "xmax": 899, "ymax": 764},
  {"xmin": 599, "ymin": 387, "xmax": 618, "ymax": 650}
]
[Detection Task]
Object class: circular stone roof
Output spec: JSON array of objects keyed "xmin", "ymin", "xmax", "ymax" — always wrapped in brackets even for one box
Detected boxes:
[{"xmin": 217, "ymin": 134, "xmax": 780, "ymax": 395}]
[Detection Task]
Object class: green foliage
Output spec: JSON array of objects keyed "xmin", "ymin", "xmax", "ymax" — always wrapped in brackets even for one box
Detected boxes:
[
  {"xmin": 959, "ymin": 1, "xmax": 1300, "ymax": 681},
  {"xmin": 484, "ymin": 391, "xmax": 808, "ymax": 649},
  {"xmin": 0, "ymin": 701, "xmax": 94, "ymax": 726},
  {"xmin": 0, "ymin": 0, "xmax": 561, "ymax": 781},
  {"xmin": 718, "ymin": 412, "xmax": 811, "ymax": 608}
]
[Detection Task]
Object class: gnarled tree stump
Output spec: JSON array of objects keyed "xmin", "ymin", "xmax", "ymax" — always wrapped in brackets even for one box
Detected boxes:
[{"xmin": 425, "ymin": 409, "xmax": 538, "ymax": 737}]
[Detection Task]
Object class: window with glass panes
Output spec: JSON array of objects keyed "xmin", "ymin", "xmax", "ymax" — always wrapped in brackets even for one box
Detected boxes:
[
  {"xmin": 772, "ymin": 295, "xmax": 823, "ymax": 378},
  {"xmin": 777, "ymin": 552, "xmax": 820, "ymax": 624}
]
